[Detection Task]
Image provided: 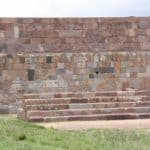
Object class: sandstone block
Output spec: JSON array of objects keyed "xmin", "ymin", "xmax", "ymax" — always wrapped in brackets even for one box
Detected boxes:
[{"xmin": 58, "ymin": 30, "xmax": 83, "ymax": 38}]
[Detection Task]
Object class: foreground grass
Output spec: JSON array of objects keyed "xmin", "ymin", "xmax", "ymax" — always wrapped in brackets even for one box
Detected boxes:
[{"xmin": 0, "ymin": 118, "xmax": 150, "ymax": 150}]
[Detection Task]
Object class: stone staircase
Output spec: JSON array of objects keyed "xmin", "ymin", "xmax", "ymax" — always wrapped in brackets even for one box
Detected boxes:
[{"xmin": 22, "ymin": 90, "xmax": 150, "ymax": 122}]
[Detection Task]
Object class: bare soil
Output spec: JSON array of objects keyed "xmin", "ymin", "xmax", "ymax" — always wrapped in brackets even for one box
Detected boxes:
[{"xmin": 37, "ymin": 119, "xmax": 150, "ymax": 130}]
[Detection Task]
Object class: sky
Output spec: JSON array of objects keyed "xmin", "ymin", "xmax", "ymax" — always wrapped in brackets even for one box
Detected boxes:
[{"xmin": 0, "ymin": 0, "xmax": 149, "ymax": 17}]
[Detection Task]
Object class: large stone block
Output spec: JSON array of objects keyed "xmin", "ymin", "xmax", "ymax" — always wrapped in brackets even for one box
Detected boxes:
[
  {"xmin": 0, "ymin": 43, "xmax": 7, "ymax": 52},
  {"xmin": 0, "ymin": 104, "xmax": 9, "ymax": 114},
  {"xmin": 20, "ymin": 56, "xmax": 25, "ymax": 64},
  {"xmin": 58, "ymin": 30, "xmax": 83, "ymax": 38},
  {"xmin": 139, "ymin": 20, "xmax": 150, "ymax": 29},
  {"xmin": 13, "ymin": 26, "xmax": 19, "ymax": 38},
  {"xmin": 56, "ymin": 69, "xmax": 66, "ymax": 75},
  {"xmin": 46, "ymin": 56, "xmax": 52, "ymax": 64},
  {"xmin": 141, "ymin": 42, "xmax": 150, "ymax": 50},
  {"xmin": 28, "ymin": 69, "xmax": 35, "ymax": 81},
  {"xmin": 94, "ymin": 67, "xmax": 114, "ymax": 74}
]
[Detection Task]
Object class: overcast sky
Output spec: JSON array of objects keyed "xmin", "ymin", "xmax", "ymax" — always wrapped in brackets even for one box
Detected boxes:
[{"xmin": 0, "ymin": 0, "xmax": 149, "ymax": 17}]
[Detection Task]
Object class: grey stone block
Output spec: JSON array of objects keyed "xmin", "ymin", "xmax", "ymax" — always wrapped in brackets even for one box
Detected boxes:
[
  {"xmin": 0, "ymin": 43, "xmax": 7, "ymax": 52},
  {"xmin": 69, "ymin": 104, "xmax": 94, "ymax": 109},
  {"xmin": 94, "ymin": 67, "xmax": 114, "ymax": 74},
  {"xmin": 89, "ymin": 73, "xmax": 94, "ymax": 78},
  {"xmin": 139, "ymin": 67, "xmax": 146, "ymax": 73},
  {"xmin": 129, "ymin": 79, "xmax": 140, "ymax": 89},
  {"xmin": 46, "ymin": 56, "xmax": 52, "ymax": 64},
  {"xmin": 28, "ymin": 69, "xmax": 35, "ymax": 81},
  {"xmin": 48, "ymin": 75, "xmax": 57, "ymax": 80},
  {"xmin": 0, "ymin": 104, "xmax": 9, "ymax": 114},
  {"xmin": 134, "ymin": 107, "xmax": 150, "ymax": 113},
  {"xmin": 56, "ymin": 69, "xmax": 66, "ymax": 75}
]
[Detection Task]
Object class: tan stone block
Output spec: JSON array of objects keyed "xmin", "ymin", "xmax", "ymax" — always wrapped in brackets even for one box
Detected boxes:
[
  {"xmin": 77, "ymin": 62, "xmax": 86, "ymax": 68},
  {"xmin": 0, "ymin": 32, "xmax": 4, "ymax": 38},
  {"xmin": 13, "ymin": 25, "xmax": 19, "ymax": 38},
  {"xmin": 140, "ymin": 77, "xmax": 150, "ymax": 89},
  {"xmin": 58, "ymin": 30, "xmax": 83, "ymax": 38},
  {"xmin": 2, "ymin": 70, "xmax": 8, "ymax": 80},
  {"xmin": 0, "ymin": 18, "xmax": 18, "ymax": 23},
  {"xmin": 146, "ymin": 29, "xmax": 150, "ymax": 35},
  {"xmin": 12, "ymin": 63, "xmax": 25, "ymax": 70},
  {"xmin": 141, "ymin": 42, "xmax": 150, "ymax": 50},
  {"xmin": 128, "ymin": 29, "xmax": 135, "ymax": 36}
]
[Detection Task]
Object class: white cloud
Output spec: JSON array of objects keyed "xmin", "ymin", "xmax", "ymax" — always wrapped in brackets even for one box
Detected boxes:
[{"xmin": 0, "ymin": 0, "xmax": 149, "ymax": 17}]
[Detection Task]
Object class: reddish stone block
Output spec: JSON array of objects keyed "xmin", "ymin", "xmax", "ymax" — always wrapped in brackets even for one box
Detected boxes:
[{"xmin": 122, "ymin": 81, "xmax": 129, "ymax": 91}]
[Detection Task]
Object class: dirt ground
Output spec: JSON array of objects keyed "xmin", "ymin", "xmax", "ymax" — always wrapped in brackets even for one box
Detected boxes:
[
  {"xmin": 37, "ymin": 119, "xmax": 150, "ymax": 130},
  {"xmin": 1, "ymin": 115, "xmax": 149, "ymax": 130}
]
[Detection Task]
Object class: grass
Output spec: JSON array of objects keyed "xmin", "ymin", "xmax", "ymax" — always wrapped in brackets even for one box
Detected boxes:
[{"xmin": 0, "ymin": 118, "xmax": 150, "ymax": 150}]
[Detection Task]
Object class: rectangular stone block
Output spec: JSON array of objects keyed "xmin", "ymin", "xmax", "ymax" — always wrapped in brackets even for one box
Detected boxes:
[
  {"xmin": 141, "ymin": 42, "xmax": 150, "ymax": 50},
  {"xmin": 46, "ymin": 56, "xmax": 52, "ymax": 64},
  {"xmin": 56, "ymin": 69, "xmax": 66, "ymax": 75},
  {"xmin": 139, "ymin": 20, "xmax": 150, "ymax": 29},
  {"xmin": 69, "ymin": 104, "xmax": 94, "ymax": 109},
  {"xmin": 20, "ymin": 56, "xmax": 25, "ymax": 64},
  {"xmin": 0, "ymin": 104, "xmax": 9, "ymax": 114},
  {"xmin": 28, "ymin": 69, "xmax": 35, "ymax": 81},
  {"xmin": 0, "ymin": 43, "xmax": 7, "ymax": 52},
  {"xmin": 0, "ymin": 82, "xmax": 2, "ymax": 89},
  {"xmin": 57, "ymin": 63, "xmax": 64, "ymax": 69},
  {"xmin": 58, "ymin": 30, "xmax": 83, "ymax": 38},
  {"xmin": 94, "ymin": 67, "xmax": 114, "ymax": 74}
]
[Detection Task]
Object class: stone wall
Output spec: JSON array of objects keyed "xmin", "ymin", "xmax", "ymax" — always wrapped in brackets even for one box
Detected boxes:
[
  {"xmin": 0, "ymin": 17, "xmax": 150, "ymax": 114},
  {"xmin": 0, "ymin": 17, "xmax": 150, "ymax": 53}
]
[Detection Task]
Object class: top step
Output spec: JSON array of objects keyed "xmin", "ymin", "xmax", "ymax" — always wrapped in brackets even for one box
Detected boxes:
[{"xmin": 24, "ymin": 90, "xmax": 150, "ymax": 99}]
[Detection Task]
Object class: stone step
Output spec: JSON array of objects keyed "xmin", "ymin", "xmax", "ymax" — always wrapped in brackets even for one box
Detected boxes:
[
  {"xmin": 27, "ymin": 107, "xmax": 150, "ymax": 118},
  {"xmin": 25, "ymin": 102, "xmax": 150, "ymax": 111},
  {"xmin": 27, "ymin": 113, "xmax": 150, "ymax": 122},
  {"xmin": 135, "ymin": 90, "xmax": 150, "ymax": 96},
  {"xmin": 24, "ymin": 96, "xmax": 150, "ymax": 105},
  {"xmin": 0, "ymin": 108, "xmax": 9, "ymax": 114},
  {"xmin": 23, "ymin": 90, "xmax": 150, "ymax": 122},
  {"xmin": 24, "ymin": 90, "xmax": 150, "ymax": 99},
  {"xmin": 24, "ymin": 91, "xmax": 117, "ymax": 99}
]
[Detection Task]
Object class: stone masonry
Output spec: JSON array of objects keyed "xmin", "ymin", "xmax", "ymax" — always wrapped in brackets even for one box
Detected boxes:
[{"xmin": 0, "ymin": 17, "xmax": 150, "ymax": 115}]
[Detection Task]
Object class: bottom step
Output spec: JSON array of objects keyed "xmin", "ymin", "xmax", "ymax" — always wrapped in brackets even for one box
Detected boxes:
[{"xmin": 28, "ymin": 113, "xmax": 150, "ymax": 122}]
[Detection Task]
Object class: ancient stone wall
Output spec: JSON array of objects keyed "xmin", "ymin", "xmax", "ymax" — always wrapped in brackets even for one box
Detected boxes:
[
  {"xmin": 0, "ymin": 17, "xmax": 150, "ymax": 114},
  {"xmin": 0, "ymin": 17, "xmax": 150, "ymax": 53}
]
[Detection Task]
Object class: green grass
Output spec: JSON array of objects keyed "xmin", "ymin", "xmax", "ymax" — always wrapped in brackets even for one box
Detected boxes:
[{"xmin": 0, "ymin": 118, "xmax": 150, "ymax": 150}]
